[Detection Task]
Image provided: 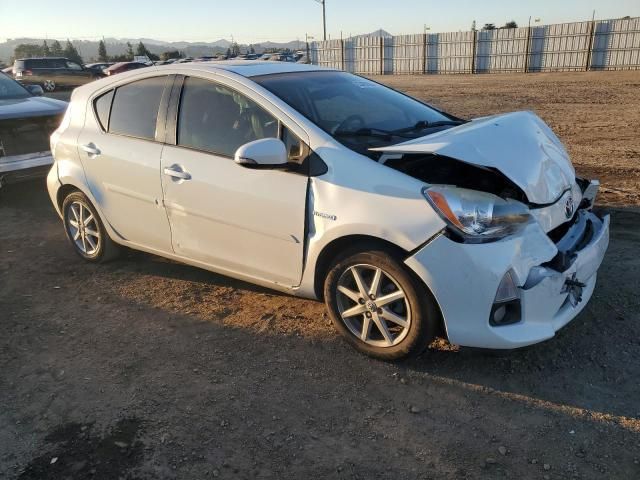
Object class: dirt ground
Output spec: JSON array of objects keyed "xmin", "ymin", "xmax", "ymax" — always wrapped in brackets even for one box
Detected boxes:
[{"xmin": 1, "ymin": 71, "xmax": 639, "ymax": 479}]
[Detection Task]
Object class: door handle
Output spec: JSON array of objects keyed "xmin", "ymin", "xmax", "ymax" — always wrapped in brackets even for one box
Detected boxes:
[
  {"xmin": 81, "ymin": 143, "xmax": 101, "ymax": 156},
  {"xmin": 163, "ymin": 165, "xmax": 191, "ymax": 180}
]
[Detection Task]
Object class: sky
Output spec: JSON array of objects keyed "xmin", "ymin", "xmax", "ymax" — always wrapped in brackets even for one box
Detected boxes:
[{"xmin": 1, "ymin": 0, "xmax": 639, "ymax": 44}]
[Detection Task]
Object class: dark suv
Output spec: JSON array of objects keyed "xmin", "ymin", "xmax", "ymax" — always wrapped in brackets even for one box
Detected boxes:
[{"xmin": 13, "ymin": 57, "xmax": 101, "ymax": 92}]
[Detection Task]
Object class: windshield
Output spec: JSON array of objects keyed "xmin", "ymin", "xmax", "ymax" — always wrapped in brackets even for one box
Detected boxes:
[
  {"xmin": 253, "ymin": 71, "xmax": 460, "ymax": 157},
  {"xmin": 0, "ymin": 73, "xmax": 31, "ymax": 100}
]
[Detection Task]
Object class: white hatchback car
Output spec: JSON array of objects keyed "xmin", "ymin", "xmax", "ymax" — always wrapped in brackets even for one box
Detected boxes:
[{"xmin": 47, "ymin": 62, "xmax": 609, "ymax": 360}]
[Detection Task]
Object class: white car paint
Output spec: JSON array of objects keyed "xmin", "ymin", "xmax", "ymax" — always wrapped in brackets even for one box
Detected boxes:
[
  {"xmin": 47, "ymin": 62, "xmax": 609, "ymax": 350},
  {"xmin": 373, "ymin": 111, "xmax": 575, "ymax": 205}
]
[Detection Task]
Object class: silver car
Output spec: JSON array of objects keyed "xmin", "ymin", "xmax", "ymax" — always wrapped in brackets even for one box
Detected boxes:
[{"xmin": 47, "ymin": 62, "xmax": 609, "ymax": 360}]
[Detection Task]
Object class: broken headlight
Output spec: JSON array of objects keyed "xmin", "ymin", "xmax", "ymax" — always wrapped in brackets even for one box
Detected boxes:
[{"xmin": 422, "ymin": 186, "xmax": 531, "ymax": 242}]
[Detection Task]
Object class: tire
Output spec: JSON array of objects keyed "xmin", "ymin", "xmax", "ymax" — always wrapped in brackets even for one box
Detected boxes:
[
  {"xmin": 42, "ymin": 79, "xmax": 56, "ymax": 92},
  {"xmin": 62, "ymin": 191, "xmax": 120, "ymax": 262},
  {"xmin": 324, "ymin": 245, "xmax": 439, "ymax": 360}
]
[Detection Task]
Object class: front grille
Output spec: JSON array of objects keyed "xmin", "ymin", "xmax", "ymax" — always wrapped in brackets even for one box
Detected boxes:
[
  {"xmin": 546, "ymin": 217, "xmax": 573, "ymax": 243},
  {"xmin": 544, "ymin": 208, "xmax": 594, "ymax": 272},
  {"xmin": 0, "ymin": 114, "xmax": 62, "ymax": 157}
]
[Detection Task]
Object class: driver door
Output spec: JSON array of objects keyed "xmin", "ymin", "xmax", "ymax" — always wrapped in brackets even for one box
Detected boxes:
[{"xmin": 160, "ymin": 76, "xmax": 308, "ymax": 287}]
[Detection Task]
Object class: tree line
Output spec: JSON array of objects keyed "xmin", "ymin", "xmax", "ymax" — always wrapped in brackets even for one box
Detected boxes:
[
  {"xmin": 12, "ymin": 39, "xmax": 181, "ymax": 64},
  {"xmin": 13, "ymin": 40, "xmax": 83, "ymax": 64}
]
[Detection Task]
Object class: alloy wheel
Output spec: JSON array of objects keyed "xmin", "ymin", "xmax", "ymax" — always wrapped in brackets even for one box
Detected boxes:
[
  {"xmin": 43, "ymin": 80, "xmax": 56, "ymax": 92},
  {"xmin": 66, "ymin": 201, "xmax": 101, "ymax": 256},
  {"xmin": 336, "ymin": 264, "xmax": 411, "ymax": 347}
]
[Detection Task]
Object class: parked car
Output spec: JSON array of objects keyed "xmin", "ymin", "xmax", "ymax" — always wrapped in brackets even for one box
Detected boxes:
[
  {"xmin": 104, "ymin": 62, "xmax": 148, "ymax": 76},
  {"xmin": 84, "ymin": 62, "xmax": 113, "ymax": 75},
  {"xmin": 235, "ymin": 54, "xmax": 259, "ymax": 61},
  {"xmin": 13, "ymin": 57, "xmax": 100, "ymax": 92},
  {"xmin": 0, "ymin": 72, "xmax": 67, "ymax": 187},
  {"xmin": 46, "ymin": 63, "xmax": 609, "ymax": 360}
]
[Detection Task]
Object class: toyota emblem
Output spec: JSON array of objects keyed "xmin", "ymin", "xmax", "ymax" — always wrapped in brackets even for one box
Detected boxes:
[{"xmin": 564, "ymin": 195, "xmax": 574, "ymax": 219}]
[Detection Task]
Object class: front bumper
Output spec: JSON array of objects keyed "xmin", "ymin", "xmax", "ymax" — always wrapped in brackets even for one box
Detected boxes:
[
  {"xmin": 0, "ymin": 151, "xmax": 53, "ymax": 187},
  {"xmin": 406, "ymin": 208, "xmax": 610, "ymax": 349}
]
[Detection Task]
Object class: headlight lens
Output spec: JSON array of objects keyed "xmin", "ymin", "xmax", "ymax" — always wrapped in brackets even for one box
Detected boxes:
[{"xmin": 422, "ymin": 186, "xmax": 531, "ymax": 241}]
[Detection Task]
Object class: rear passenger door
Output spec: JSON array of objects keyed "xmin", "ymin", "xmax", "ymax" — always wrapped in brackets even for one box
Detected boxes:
[
  {"xmin": 76, "ymin": 75, "xmax": 174, "ymax": 252},
  {"xmin": 160, "ymin": 76, "xmax": 309, "ymax": 287}
]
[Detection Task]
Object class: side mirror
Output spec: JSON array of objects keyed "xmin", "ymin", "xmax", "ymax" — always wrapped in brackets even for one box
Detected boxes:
[
  {"xmin": 234, "ymin": 138, "xmax": 288, "ymax": 169},
  {"xmin": 26, "ymin": 84, "xmax": 44, "ymax": 96}
]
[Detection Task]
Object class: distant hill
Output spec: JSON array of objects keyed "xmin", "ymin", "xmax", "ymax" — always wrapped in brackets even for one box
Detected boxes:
[
  {"xmin": 0, "ymin": 31, "xmax": 391, "ymax": 63},
  {"xmin": 355, "ymin": 29, "xmax": 393, "ymax": 39},
  {"xmin": 0, "ymin": 37, "xmax": 305, "ymax": 63}
]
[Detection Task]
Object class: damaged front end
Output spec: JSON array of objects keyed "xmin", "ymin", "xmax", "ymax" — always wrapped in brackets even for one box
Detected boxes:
[{"xmin": 379, "ymin": 111, "xmax": 610, "ymax": 349}]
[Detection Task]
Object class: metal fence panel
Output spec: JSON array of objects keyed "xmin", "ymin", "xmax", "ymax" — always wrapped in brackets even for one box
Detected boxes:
[
  {"xmin": 309, "ymin": 39, "xmax": 342, "ymax": 69},
  {"xmin": 309, "ymin": 16, "xmax": 640, "ymax": 74},
  {"xmin": 390, "ymin": 34, "xmax": 424, "ymax": 74},
  {"xmin": 476, "ymin": 27, "xmax": 528, "ymax": 73},
  {"xmin": 427, "ymin": 31, "xmax": 474, "ymax": 74},
  {"xmin": 528, "ymin": 21, "xmax": 592, "ymax": 72},
  {"xmin": 591, "ymin": 17, "xmax": 640, "ymax": 70}
]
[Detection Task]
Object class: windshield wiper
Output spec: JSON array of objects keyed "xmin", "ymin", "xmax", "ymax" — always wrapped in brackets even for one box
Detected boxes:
[
  {"xmin": 392, "ymin": 119, "xmax": 466, "ymax": 134},
  {"xmin": 334, "ymin": 127, "xmax": 413, "ymax": 140}
]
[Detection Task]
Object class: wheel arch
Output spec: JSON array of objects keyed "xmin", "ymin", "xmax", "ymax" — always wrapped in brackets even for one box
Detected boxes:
[
  {"xmin": 314, "ymin": 234, "xmax": 448, "ymax": 342},
  {"xmin": 313, "ymin": 235, "xmax": 409, "ymax": 300},
  {"xmin": 55, "ymin": 180, "xmax": 122, "ymax": 245},
  {"xmin": 56, "ymin": 183, "xmax": 82, "ymax": 212}
]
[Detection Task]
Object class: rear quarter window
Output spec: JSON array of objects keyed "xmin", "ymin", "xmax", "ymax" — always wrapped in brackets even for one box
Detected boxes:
[{"xmin": 93, "ymin": 90, "xmax": 114, "ymax": 131}]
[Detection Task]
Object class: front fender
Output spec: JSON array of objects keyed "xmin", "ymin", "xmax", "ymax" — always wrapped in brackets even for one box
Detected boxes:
[{"xmin": 295, "ymin": 175, "xmax": 446, "ymax": 298}]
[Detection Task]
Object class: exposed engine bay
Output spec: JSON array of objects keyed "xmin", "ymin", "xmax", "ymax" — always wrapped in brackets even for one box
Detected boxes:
[{"xmin": 384, "ymin": 153, "xmax": 529, "ymax": 204}]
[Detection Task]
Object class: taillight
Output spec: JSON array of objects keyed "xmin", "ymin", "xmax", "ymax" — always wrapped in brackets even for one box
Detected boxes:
[{"xmin": 23, "ymin": 69, "xmax": 33, "ymax": 76}]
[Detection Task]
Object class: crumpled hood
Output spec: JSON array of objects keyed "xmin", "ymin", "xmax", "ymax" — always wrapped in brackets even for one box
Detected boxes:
[
  {"xmin": 0, "ymin": 96, "xmax": 68, "ymax": 121},
  {"xmin": 371, "ymin": 111, "xmax": 575, "ymax": 204}
]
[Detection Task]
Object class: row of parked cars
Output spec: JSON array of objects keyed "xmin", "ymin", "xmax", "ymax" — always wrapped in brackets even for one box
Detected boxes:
[{"xmin": 1, "ymin": 51, "xmax": 309, "ymax": 92}]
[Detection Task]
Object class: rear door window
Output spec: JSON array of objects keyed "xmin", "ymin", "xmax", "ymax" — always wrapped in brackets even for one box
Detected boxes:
[
  {"xmin": 109, "ymin": 76, "xmax": 167, "ymax": 140},
  {"xmin": 48, "ymin": 59, "xmax": 66, "ymax": 69}
]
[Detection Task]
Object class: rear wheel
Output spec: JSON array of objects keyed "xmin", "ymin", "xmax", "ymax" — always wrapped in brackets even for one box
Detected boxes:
[
  {"xmin": 324, "ymin": 246, "xmax": 439, "ymax": 360},
  {"xmin": 62, "ymin": 191, "xmax": 120, "ymax": 262},
  {"xmin": 43, "ymin": 79, "xmax": 56, "ymax": 92}
]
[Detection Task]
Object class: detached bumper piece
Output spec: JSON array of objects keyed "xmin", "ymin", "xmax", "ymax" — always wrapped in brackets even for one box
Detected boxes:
[
  {"xmin": 406, "ymin": 204, "xmax": 609, "ymax": 350},
  {"xmin": 522, "ymin": 209, "xmax": 609, "ymax": 331}
]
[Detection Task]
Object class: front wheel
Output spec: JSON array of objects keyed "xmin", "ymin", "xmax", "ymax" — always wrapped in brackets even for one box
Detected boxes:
[
  {"xmin": 323, "ymin": 247, "xmax": 439, "ymax": 360},
  {"xmin": 62, "ymin": 191, "xmax": 120, "ymax": 262}
]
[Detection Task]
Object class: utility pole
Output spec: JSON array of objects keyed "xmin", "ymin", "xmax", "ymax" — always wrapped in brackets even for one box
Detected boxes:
[
  {"xmin": 312, "ymin": 0, "xmax": 327, "ymax": 40},
  {"xmin": 322, "ymin": 0, "xmax": 327, "ymax": 41}
]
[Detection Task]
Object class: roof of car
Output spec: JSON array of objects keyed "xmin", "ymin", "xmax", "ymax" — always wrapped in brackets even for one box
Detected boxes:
[
  {"xmin": 168, "ymin": 60, "xmax": 335, "ymax": 78},
  {"xmin": 17, "ymin": 57, "xmax": 69, "ymax": 61}
]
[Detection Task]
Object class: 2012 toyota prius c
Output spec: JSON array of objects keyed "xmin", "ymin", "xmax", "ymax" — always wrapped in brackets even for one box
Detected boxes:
[{"xmin": 47, "ymin": 62, "xmax": 609, "ymax": 360}]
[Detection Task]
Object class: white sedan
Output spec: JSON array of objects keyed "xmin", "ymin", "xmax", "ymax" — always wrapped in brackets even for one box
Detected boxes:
[{"xmin": 47, "ymin": 62, "xmax": 609, "ymax": 360}]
